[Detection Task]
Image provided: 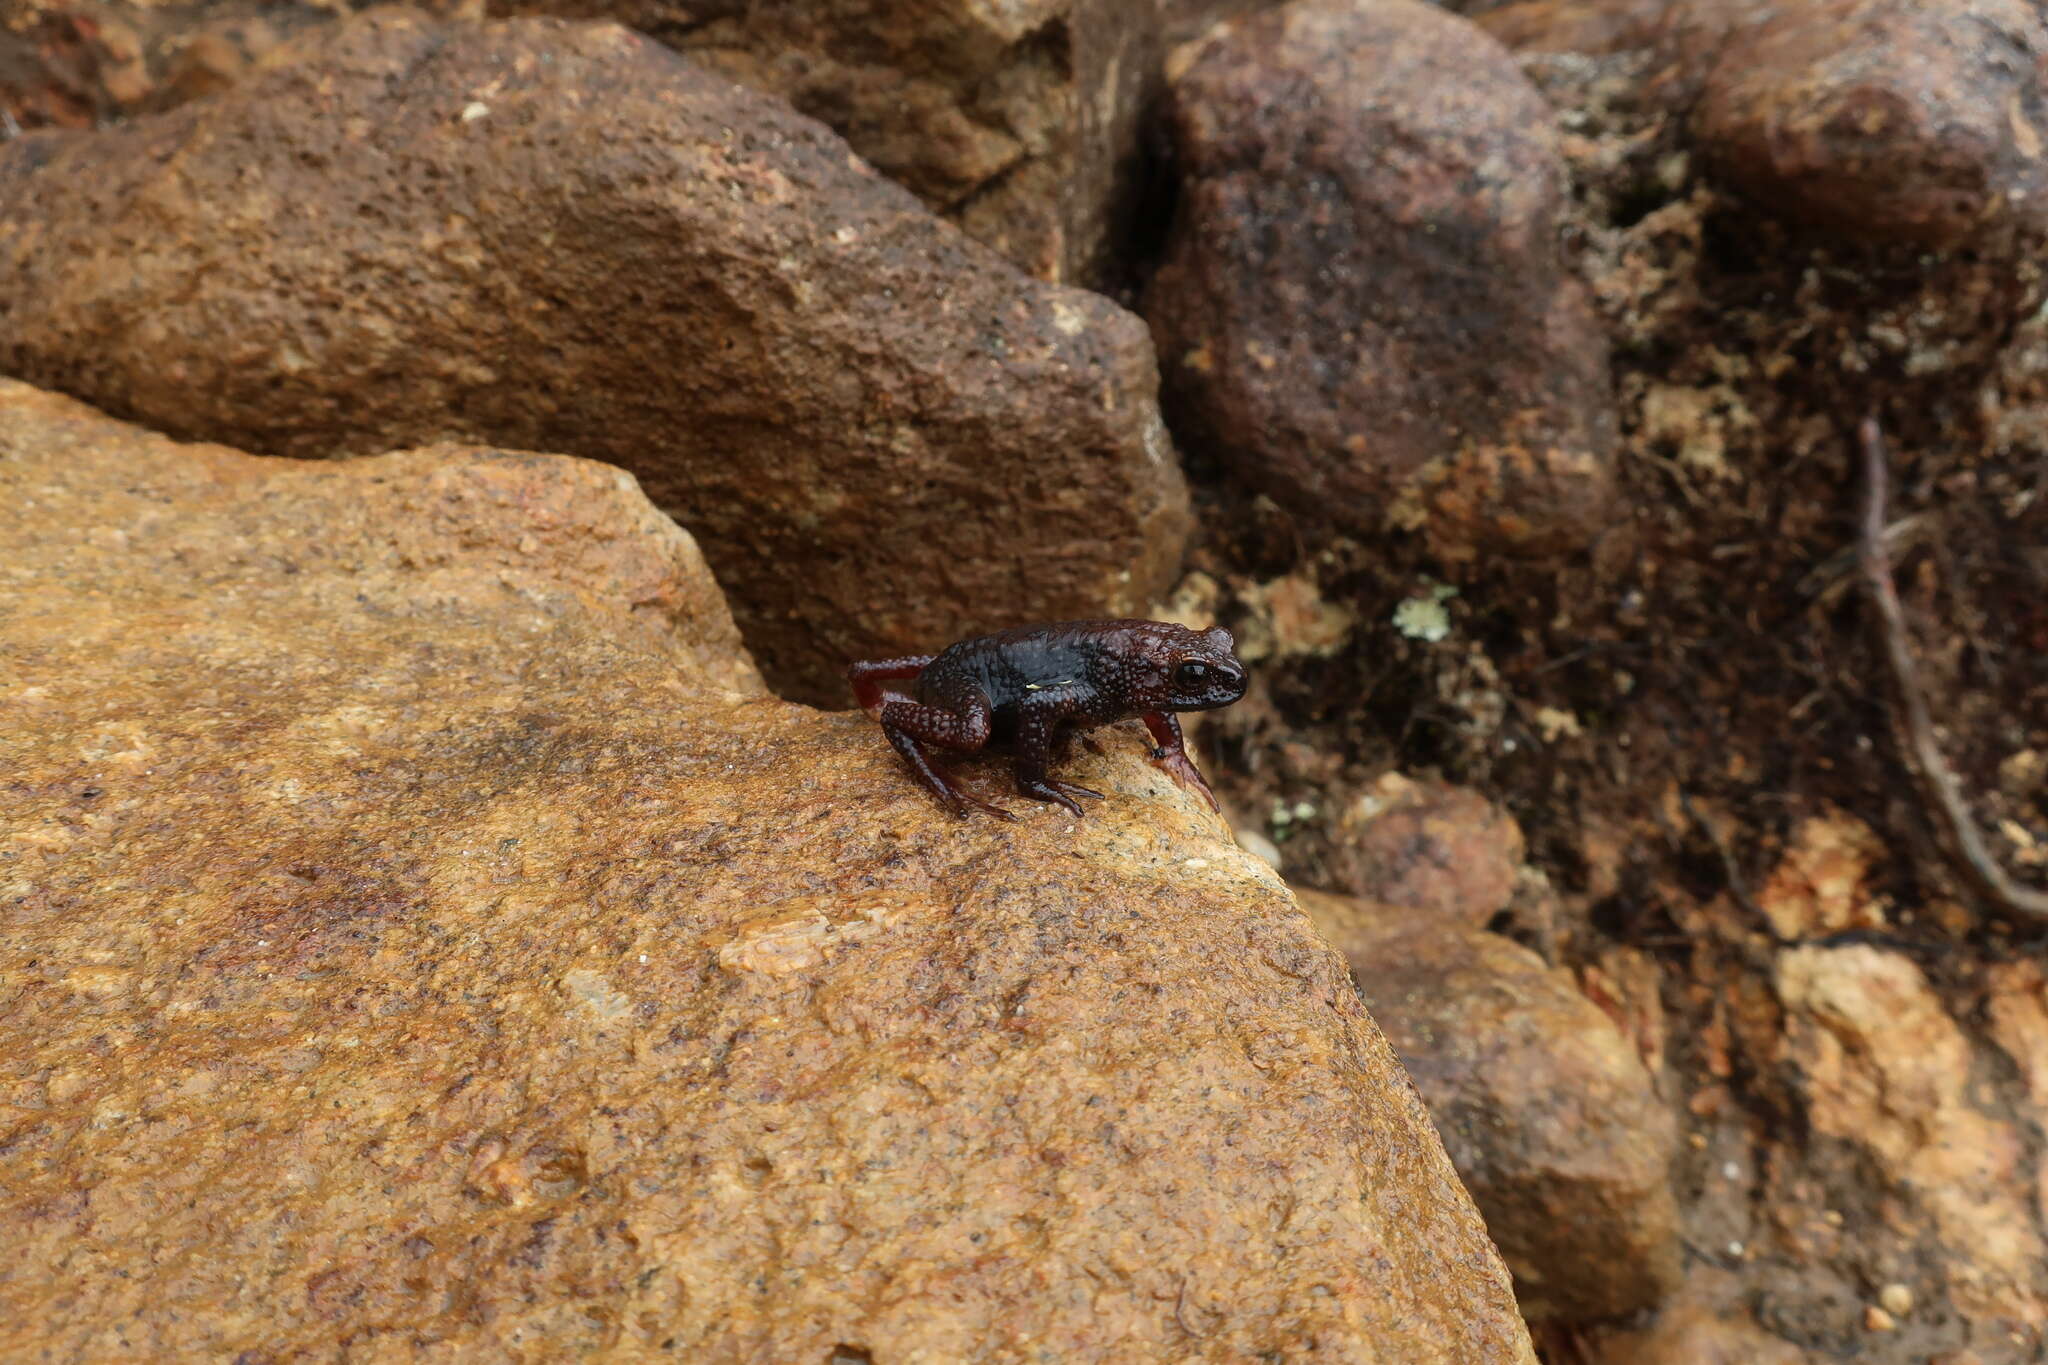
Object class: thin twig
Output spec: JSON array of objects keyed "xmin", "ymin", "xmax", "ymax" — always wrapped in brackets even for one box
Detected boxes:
[
  {"xmin": 1797, "ymin": 511, "xmax": 1928, "ymax": 606},
  {"xmin": 1857, "ymin": 417, "xmax": 2048, "ymax": 921}
]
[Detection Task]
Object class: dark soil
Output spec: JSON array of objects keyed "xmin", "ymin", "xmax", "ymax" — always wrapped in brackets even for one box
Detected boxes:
[{"xmin": 1171, "ymin": 46, "xmax": 2048, "ymax": 1364}]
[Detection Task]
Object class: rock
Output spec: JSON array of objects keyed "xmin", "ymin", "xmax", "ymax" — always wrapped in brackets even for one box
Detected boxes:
[
  {"xmin": 0, "ymin": 8, "xmax": 150, "ymax": 130},
  {"xmin": 1475, "ymin": 0, "xmax": 1673, "ymax": 53},
  {"xmin": 1161, "ymin": 0, "xmax": 1283, "ymax": 50},
  {"xmin": 0, "ymin": 0, "xmax": 435, "ymax": 128},
  {"xmin": 1684, "ymin": 0, "xmax": 2048, "ymax": 250},
  {"xmin": 486, "ymin": 0, "xmax": 1154, "ymax": 284},
  {"xmin": 1775, "ymin": 946, "xmax": 2044, "ymax": 1324},
  {"xmin": 1299, "ymin": 889, "xmax": 1683, "ymax": 1322},
  {"xmin": 1230, "ymin": 571, "xmax": 1357, "ymax": 663},
  {"xmin": 0, "ymin": 9, "xmax": 1191, "ymax": 705},
  {"xmin": 0, "ymin": 379, "xmax": 1534, "ymax": 1362},
  {"xmin": 1144, "ymin": 0, "xmax": 1620, "ymax": 560},
  {"xmin": 8, "ymin": 0, "xmax": 1172, "ymax": 285},
  {"xmin": 1327, "ymin": 773, "xmax": 1526, "ymax": 928},
  {"xmin": 1754, "ymin": 809, "xmax": 1888, "ymax": 940},
  {"xmin": 1236, "ymin": 824, "xmax": 1285, "ymax": 868},
  {"xmin": 0, "ymin": 379, "xmax": 764, "ymax": 699},
  {"xmin": 1587, "ymin": 1269, "xmax": 1813, "ymax": 1364},
  {"xmin": 1981, "ymin": 960, "xmax": 2048, "ymax": 1297}
]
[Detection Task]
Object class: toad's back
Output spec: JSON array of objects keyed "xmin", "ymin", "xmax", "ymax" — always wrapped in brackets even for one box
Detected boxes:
[{"xmin": 919, "ymin": 620, "xmax": 1160, "ymax": 720}]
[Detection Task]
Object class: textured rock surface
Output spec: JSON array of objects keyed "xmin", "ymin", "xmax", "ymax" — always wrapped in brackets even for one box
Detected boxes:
[
  {"xmin": 1300, "ymin": 889, "xmax": 1682, "ymax": 1322},
  {"xmin": 5, "ymin": 0, "xmax": 1166, "ymax": 284},
  {"xmin": 0, "ymin": 382, "xmax": 763, "ymax": 700},
  {"xmin": 1475, "ymin": 0, "xmax": 1672, "ymax": 53},
  {"xmin": 1588, "ymin": 1269, "xmax": 1813, "ymax": 1364},
  {"xmin": 1326, "ymin": 774, "xmax": 1527, "ymax": 928},
  {"xmin": 1683, "ymin": 0, "xmax": 2048, "ymax": 250},
  {"xmin": 0, "ymin": 0, "xmax": 465, "ymax": 129},
  {"xmin": 1161, "ymin": 0, "xmax": 1283, "ymax": 47},
  {"xmin": 0, "ymin": 9, "xmax": 1191, "ymax": 705},
  {"xmin": 1145, "ymin": 0, "xmax": 1620, "ymax": 560},
  {"xmin": 1753, "ymin": 809, "xmax": 1888, "ymax": 940},
  {"xmin": 0, "ymin": 380, "xmax": 1534, "ymax": 1362},
  {"xmin": 487, "ymin": 0, "xmax": 1154, "ymax": 284},
  {"xmin": 1774, "ymin": 946, "xmax": 2046, "ymax": 1327}
]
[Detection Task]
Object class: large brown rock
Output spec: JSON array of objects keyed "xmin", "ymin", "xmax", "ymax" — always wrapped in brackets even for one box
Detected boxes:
[
  {"xmin": 0, "ymin": 9, "xmax": 1191, "ymax": 705},
  {"xmin": 488, "ymin": 0, "xmax": 1155, "ymax": 284},
  {"xmin": 0, "ymin": 379, "xmax": 1534, "ymax": 1362},
  {"xmin": 1144, "ymin": 0, "xmax": 1621, "ymax": 561},
  {"xmin": 6, "ymin": 0, "xmax": 1178, "ymax": 285},
  {"xmin": 1683, "ymin": 0, "xmax": 2048, "ymax": 250},
  {"xmin": 1300, "ymin": 889, "xmax": 1683, "ymax": 1322}
]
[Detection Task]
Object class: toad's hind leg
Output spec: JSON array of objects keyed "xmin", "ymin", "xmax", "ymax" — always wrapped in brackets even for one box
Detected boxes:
[
  {"xmin": 847, "ymin": 655, "xmax": 934, "ymax": 711},
  {"xmin": 878, "ymin": 677, "xmax": 1012, "ymax": 820}
]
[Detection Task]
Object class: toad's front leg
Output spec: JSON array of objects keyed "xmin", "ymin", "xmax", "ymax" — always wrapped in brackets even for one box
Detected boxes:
[
  {"xmin": 1012, "ymin": 694, "xmax": 1103, "ymax": 817},
  {"xmin": 1142, "ymin": 711, "xmax": 1218, "ymax": 812}
]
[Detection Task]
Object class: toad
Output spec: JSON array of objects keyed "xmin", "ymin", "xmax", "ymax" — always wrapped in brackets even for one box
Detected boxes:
[{"xmin": 847, "ymin": 620, "xmax": 1248, "ymax": 820}]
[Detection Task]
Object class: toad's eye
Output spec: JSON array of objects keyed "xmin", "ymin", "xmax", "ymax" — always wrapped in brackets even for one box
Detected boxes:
[{"xmin": 1174, "ymin": 661, "xmax": 1211, "ymax": 689}]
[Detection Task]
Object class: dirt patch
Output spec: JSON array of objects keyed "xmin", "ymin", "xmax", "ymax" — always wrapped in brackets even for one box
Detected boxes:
[{"xmin": 1161, "ymin": 37, "xmax": 2048, "ymax": 1365}]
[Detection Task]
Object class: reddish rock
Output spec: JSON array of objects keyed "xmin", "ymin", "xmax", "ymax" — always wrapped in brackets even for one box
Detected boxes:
[
  {"xmin": 0, "ymin": 10, "xmax": 1191, "ymax": 704},
  {"xmin": 1685, "ymin": 0, "xmax": 2048, "ymax": 250},
  {"xmin": 0, "ymin": 6, "xmax": 150, "ymax": 129},
  {"xmin": 1328, "ymin": 773, "xmax": 1527, "ymax": 928},
  {"xmin": 1301, "ymin": 888, "xmax": 1684, "ymax": 1322},
  {"xmin": 1145, "ymin": 0, "xmax": 1621, "ymax": 560},
  {"xmin": 0, "ymin": 378, "xmax": 1534, "ymax": 1362},
  {"xmin": 1476, "ymin": 0, "xmax": 1673, "ymax": 53}
]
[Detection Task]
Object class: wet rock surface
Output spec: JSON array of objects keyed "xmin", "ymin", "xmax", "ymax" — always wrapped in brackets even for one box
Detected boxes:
[
  {"xmin": 1299, "ymin": 889, "xmax": 1683, "ymax": 1323},
  {"xmin": 0, "ymin": 379, "xmax": 1534, "ymax": 1362},
  {"xmin": 0, "ymin": 9, "xmax": 1190, "ymax": 705},
  {"xmin": 1144, "ymin": 0, "xmax": 1621, "ymax": 560}
]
